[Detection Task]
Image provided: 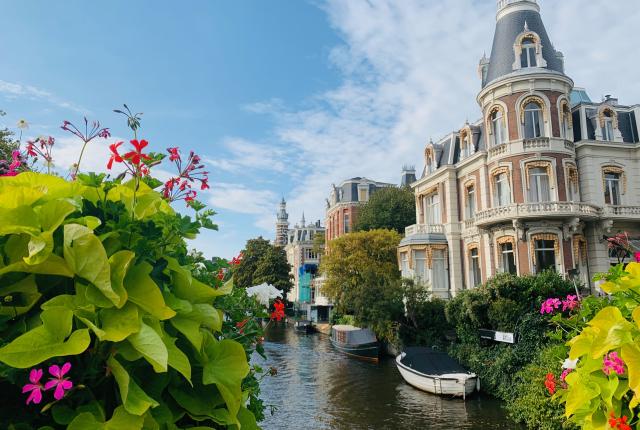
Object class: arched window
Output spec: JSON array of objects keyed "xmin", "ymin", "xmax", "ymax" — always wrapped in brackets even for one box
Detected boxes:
[
  {"xmin": 425, "ymin": 147, "xmax": 435, "ymax": 174},
  {"xmin": 494, "ymin": 171, "xmax": 511, "ymax": 206},
  {"xmin": 602, "ymin": 166, "xmax": 625, "ymax": 205},
  {"xmin": 602, "ymin": 111, "xmax": 614, "ymax": 142},
  {"xmin": 560, "ymin": 101, "xmax": 572, "ymax": 139},
  {"xmin": 525, "ymin": 162, "xmax": 553, "ymax": 202},
  {"xmin": 566, "ymin": 164, "xmax": 580, "ymax": 202},
  {"xmin": 496, "ymin": 236, "xmax": 517, "ymax": 274},
  {"xmin": 468, "ymin": 244, "xmax": 482, "ymax": 287},
  {"xmin": 465, "ymin": 183, "xmax": 476, "ymax": 219},
  {"xmin": 523, "ymin": 102, "xmax": 544, "ymax": 139},
  {"xmin": 490, "ymin": 108, "xmax": 506, "ymax": 146},
  {"xmin": 520, "ymin": 36, "xmax": 537, "ymax": 68},
  {"xmin": 530, "ymin": 233, "xmax": 559, "ymax": 273}
]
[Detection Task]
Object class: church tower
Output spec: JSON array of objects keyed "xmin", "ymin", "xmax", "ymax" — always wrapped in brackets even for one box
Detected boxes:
[{"xmin": 275, "ymin": 198, "xmax": 289, "ymax": 247}]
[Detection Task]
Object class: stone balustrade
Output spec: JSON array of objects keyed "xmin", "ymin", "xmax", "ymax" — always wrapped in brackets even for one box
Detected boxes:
[
  {"xmin": 475, "ymin": 202, "xmax": 601, "ymax": 226},
  {"xmin": 405, "ymin": 223, "xmax": 445, "ymax": 236},
  {"xmin": 602, "ymin": 205, "xmax": 640, "ymax": 218},
  {"xmin": 487, "ymin": 137, "xmax": 574, "ymax": 161}
]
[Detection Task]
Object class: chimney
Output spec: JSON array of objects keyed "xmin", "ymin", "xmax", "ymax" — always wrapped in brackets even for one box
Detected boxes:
[{"xmin": 401, "ymin": 165, "xmax": 417, "ymax": 187}]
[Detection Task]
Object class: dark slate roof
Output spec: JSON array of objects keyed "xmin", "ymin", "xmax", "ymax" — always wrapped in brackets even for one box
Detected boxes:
[
  {"xmin": 484, "ymin": 7, "xmax": 565, "ymax": 87},
  {"xmin": 619, "ymin": 111, "xmax": 639, "ymax": 143}
]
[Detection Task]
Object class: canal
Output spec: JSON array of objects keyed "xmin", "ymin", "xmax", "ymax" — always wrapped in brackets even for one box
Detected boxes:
[{"xmin": 254, "ymin": 324, "xmax": 521, "ymax": 430}]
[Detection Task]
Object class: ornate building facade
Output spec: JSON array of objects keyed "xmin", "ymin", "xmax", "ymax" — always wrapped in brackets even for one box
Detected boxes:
[
  {"xmin": 275, "ymin": 198, "xmax": 289, "ymax": 247},
  {"xmin": 398, "ymin": 0, "xmax": 640, "ymax": 298}
]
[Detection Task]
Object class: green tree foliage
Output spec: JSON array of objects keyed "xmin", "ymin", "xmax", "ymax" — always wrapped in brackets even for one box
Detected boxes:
[
  {"xmin": 321, "ymin": 229, "xmax": 403, "ymax": 341},
  {"xmin": 312, "ymin": 231, "xmax": 325, "ymax": 257},
  {"xmin": 400, "ymin": 280, "xmax": 452, "ymax": 348},
  {"xmin": 354, "ymin": 186, "xmax": 415, "ymax": 233},
  {"xmin": 233, "ymin": 237, "xmax": 293, "ymax": 296},
  {"xmin": 0, "ymin": 110, "xmax": 18, "ymax": 161}
]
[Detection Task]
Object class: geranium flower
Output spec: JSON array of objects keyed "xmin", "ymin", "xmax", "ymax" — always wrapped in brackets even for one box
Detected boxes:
[
  {"xmin": 44, "ymin": 362, "xmax": 73, "ymax": 400},
  {"xmin": 22, "ymin": 369, "xmax": 44, "ymax": 405},
  {"xmin": 168, "ymin": 147, "xmax": 180, "ymax": 161},
  {"xmin": 123, "ymin": 139, "xmax": 151, "ymax": 165},
  {"xmin": 107, "ymin": 141, "xmax": 124, "ymax": 169},
  {"xmin": 217, "ymin": 268, "xmax": 225, "ymax": 281},
  {"xmin": 230, "ymin": 252, "xmax": 244, "ymax": 266},
  {"xmin": 609, "ymin": 412, "xmax": 631, "ymax": 430},
  {"xmin": 603, "ymin": 352, "xmax": 625, "ymax": 376},
  {"xmin": 544, "ymin": 373, "xmax": 556, "ymax": 395},
  {"xmin": 635, "ymin": 251, "xmax": 640, "ymax": 263},
  {"xmin": 560, "ymin": 368, "xmax": 572, "ymax": 382},
  {"xmin": 540, "ymin": 298, "xmax": 562, "ymax": 314},
  {"xmin": 562, "ymin": 295, "xmax": 579, "ymax": 312},
  {"xmin": 270, "ymin": 299, "xmax": 286, "ymax": 321}
]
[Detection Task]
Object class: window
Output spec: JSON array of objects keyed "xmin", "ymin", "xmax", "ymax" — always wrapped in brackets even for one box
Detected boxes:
[
  {"xmin": 523, "ymin": 102, "xmax": 544, "ymax": 139},
  {"xmin": 560, "ymin": 105, "xmax": 572, "ymax": 139},
  {"xmin": 424, "ymin": 193, "xmax": 441, "ymax": 224},
  {"xmin": 534, "ymin": 239, "xmax": 556, "ymax": 273},
  {"xmin": 602, "ymin": 111, "xmax": 614, "ymax": 141},
  {"xmin": 567, "ymin": 167, "xmax": 579, "ymax": 202},
  {"xmin": 528, "ymin": 167, "xmax": 551, "ymax": 202},
  {"xmin": 343, "ymin": 212, "xmax": 350, "ymax": 233},
  {"xmin": 432, "ymin": 249, "xmax": 448, "ymax": 291},
  {"xmin": 500, "ymin": 242, "xmax": 517, "ymax": 274},
  {"xmin": 491, "ymin": 109, "xmax": 506, "ymax": 146},
  {"xmin": 400, "ymin": 253, "xmax": 409, "ymax": 278},
  {"xmin": 520, "ymin": 38, "xmax": 537, "ymax": 68},
  {"xmin": 358, "ymin": 186, "xmax": 369, "ymax": 202},
  {"xmin": 465, "ymin": 185, "xmax": 476, "ymax": 219},
  {"xmin": 469, "ymin": 247, "xmax": 481, "ymax": 287},
  {"xmin": 461, "ymin": 135, "xmax": 472, "ymax": 159},
  {"xmin": 494, "ymin": 173, "xmax": 511, "ymax": 206},
  {"xmin": 604, "ymin": 172, "xmax": 621, "ymax": 205},
  {"xmin": 414, "ymin": 250, "xmax": 427, "ymax": 283}
]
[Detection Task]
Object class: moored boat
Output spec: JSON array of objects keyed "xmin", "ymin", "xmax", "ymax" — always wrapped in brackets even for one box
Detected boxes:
[
  {"xmin": 330, "ymin": 325, "xmax": 379, "ymax": 362},
  {"xmin": 294, "ymin": 320, "xmax": 314, "ymax": 334},
  {"xmin": 395, "ymin": 347, "xmax": 479, "ymax": 399}
]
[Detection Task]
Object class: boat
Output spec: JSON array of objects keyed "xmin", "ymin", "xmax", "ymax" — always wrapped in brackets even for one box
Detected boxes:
[
  {"xmin": 330, "ymin": 325, "xmax": 379, "ymax": 362},
  {"xmin": 395, "ymin": 347, "xmax": 479, "ymax": 399},
  {"xmin": 294, "ymin": 319, "xmax": 314, "ymax": 334}
]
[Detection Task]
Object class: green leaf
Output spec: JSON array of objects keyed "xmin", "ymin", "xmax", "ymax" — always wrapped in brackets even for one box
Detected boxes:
[
  {"xmin": 584, "ymin": 306, "xmax": 634, "ymax": 358},
  {"xmin": 100, "ymin": 302, "xmax": 140, "ymax": 342},
  {"xmin": 0, "ymin": 307, "xmax": 90, "ymax": 368},
  {"xmin": 168, "ymin": 384, "xmax": 226, "ymax": 422},
  {"xmin": 24, "ymin": 232, "xmax": 54, "ymax": 265},
  {"xmin": 621, "ymin": 343, "xmax": 640, "ymax": 405},
  {"xmin": 231, "ymin": 406, "xmax": 258, "ymax": 430},
  {"xmin": 633, "ymin": 306, "xmax": 640, "ymax": 329},
  {"xmin": 161, "ymin": 331, "xmax": 192, "ymax": 384},
  {"xmin": 0, "ymin": 275, "xmax": 41, "ymax": 317},
  {"xmin": 127, "ymin": 322, "xmax": 168, "ymax": 373},
  {"xmin": 202, "ymin": 339, "xmax": 250, "ymax": 419},
  {"xmin": 108, "ymin": 356, "xmax": 159, "ymax": 416},
  {"xmin": 108, "ymin": 250, "xmax": 135, "ymax": 308},
  {"xmin": 68, "ymin": 406, "xmax": 144, "ymax": 430},
  {"xmin": 165, "ymin": 257, "xmax": 228, "ymax": 303},
  {"xmin": 125, "ymin": 262, "xmax": 175, "ymax": 320},
  {"xmin": 64, "ymin": 224, "xmax": 120, "ymax": 306},
  {"xmin": 36, "ymin": 198, "xmax": 77, "ymax": 231},
  {"xmin": 0, "ymin": 254, "xmax": 73, "ymax": 277},
  {"xmin": 170, "ymin": 317, "xmax": 203, "ymax": 351},
  {"xmin": 0, "ymin": 205, "xmax": 40, "ymax": 236},
  {"xmin": 565, "ymin": 372, "xmax": 600, "ymax": 417}
]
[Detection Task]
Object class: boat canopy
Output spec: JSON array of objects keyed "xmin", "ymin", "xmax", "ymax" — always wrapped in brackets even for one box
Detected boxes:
[{"xmin": 400, "ymin": 347, "xmax": 471, "ymax": 376}]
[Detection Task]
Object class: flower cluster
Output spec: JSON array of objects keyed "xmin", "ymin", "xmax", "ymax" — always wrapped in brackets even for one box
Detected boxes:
[
  {"xmin": 236, "ymin": 318, "xmax": 249, "ymax": 334},
  {"xmin": 61, "ymin": 118, "xmax": 111, "ymax": 141},
  {"xmin": 22, "ymin": 362, "xmax": 73, "ymax": 405},
  {"xmin": 107, "ymin": 139, "xmax": 152, "ymax": 177},
  {"xmin": 544, "ymin": 373, "xmax": 556, "ymax": 395},
  {"xmin": 0, "ymin": 150, "xmax": 22, "ymax": 177},
  {"xmin": 609, "ymin": 412, "xmax": 631, "ymax": 430},
  {"xmin": 161, "ymin": 148, "xmax": 209, "ymax": 205},
  {"xmin": 560, "ymin": 368, "xmax": 572, "ymax": 382},
  {"xmin": 230, "ymin": 252, "xmax": 243, "ymax": 266},
  {"xmin": 607, "ymin": 232, "xmax": 633, "ymax": 262},
  {"xmin": 603, "ymin": 351, "xmax": 625, "ymax": 376},
  {"xmin": 25, "ymin": 136, "xmax": 56, "ymax": 173},
  {"xmin": 540, "ymin": 295, "xmax": 580, "ymax": 314},
  {"xmin": 270, "ymin": 299, "xmax": 285, "ymax": 322}
]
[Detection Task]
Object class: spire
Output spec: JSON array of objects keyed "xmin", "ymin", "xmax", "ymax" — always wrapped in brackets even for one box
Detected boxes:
[
  {"xmin": 300, "ymin": 212, "xmax": 306, "ymax": 226},
  {"xmin": 277, "ymin": 198, "xmax": 288, "ymax": 222}
]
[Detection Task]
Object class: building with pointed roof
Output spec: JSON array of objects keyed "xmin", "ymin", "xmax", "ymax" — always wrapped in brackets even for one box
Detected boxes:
[
  {"xmin": 399, "ymin": 0, "xmax": 640, "ymax": 298},
  {"xmin": 275, "ymin": 198, "xmax": 289, "ymax": 247}
]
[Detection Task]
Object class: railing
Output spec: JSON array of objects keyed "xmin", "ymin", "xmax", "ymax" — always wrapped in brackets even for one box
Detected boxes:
[
  {"xmin": 564, "ymin": 140, "xmax": 575, "ymax": 150},
  {"xmin": 603, "ymin": 205, "xmax": 640, "ymax": 217},
  {"xmin": 464, "ymin": 218, "xmax": 475, "ymax": 229},
  {"xmin": 488, "ymin": 143, "xmax": 509, "ymax": 158},
  {"xmin": 497, "ymin": 0, "xmax": 536, "ymax": 9},
  {"xmin": 475, "ymin": 202, "xmax": 601, "ymax": 225},
  {"xmin": 523, "ymin": 137, "xmax": 550, "ymax": 149},
  {"xmin": 405, "ymin": 224, "xmax": 445, "ymax": 236}
]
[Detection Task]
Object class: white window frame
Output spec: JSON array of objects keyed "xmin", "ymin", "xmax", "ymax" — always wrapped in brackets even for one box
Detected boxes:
[
  {"xmin": 533, "ymin": 239, "xmax": 556, "ymax": 274},
  {"xmin": 491, "ymin": 111, "xmax": 505, "ymax": 146},
  {"xmin": 524, "ymin": 103, "xmax": 544, "ymax": 139},
  {"xmin": 528, "ymin": 167, "xmax": 551, "ymax": 202},
  {"xmin": 469, "ymin": 248, "xmax": 481, "ymax": 288},
  {"xmin": 521, "ymin": 42, "xmax": 537, "ymax": 68},
  {"xmin": 500, "ymin": 242, "xmax": 517, "ymax": 274},
  {"xmin": 494, "ymin": 173, "xmax": 511, "ymax": 207},
  {"xmin": 604, "ymin": 173, "xmax": 622, "ymax": 205},
  {"xmin": 425, "ymin": 193, "xmax": 441, "ymax": 225}
]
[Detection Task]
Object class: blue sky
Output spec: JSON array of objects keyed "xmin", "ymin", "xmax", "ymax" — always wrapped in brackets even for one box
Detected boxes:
[{"xmin": 2, "ymin": 0, "xmax": 639, "ymax": 258}]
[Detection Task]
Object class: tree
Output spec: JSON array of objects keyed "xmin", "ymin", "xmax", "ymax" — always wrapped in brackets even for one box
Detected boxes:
[
  {"xmin": 321, "ymin": 229, "xmax": 403, "ymax": 341},
  {"xmin": 355, "ymin": 186, "xmax": 415, "ymax": 233},
  {"xmin": 0, "ymin": 110, "xmax": 18, "ymax": 162},
  {"xmin": 233, "ymin": 237, "xmax": 293, "ymax": 296},
  {"xmin": 312, "ymin": 231, "xmax": 325, "ymax": 257}
]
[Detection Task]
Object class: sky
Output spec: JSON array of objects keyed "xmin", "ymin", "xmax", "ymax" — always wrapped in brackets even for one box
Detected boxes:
[{"xmin": 1, "ymin": 0, "xmax": 639, "ymax": 259}]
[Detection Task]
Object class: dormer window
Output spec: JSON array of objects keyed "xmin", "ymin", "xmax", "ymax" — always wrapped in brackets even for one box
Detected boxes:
[
  {"xmin": 602, "ymin": 111, "xmax": 614, "ymax": 142},
  {"xmin": 523, "ymin": 101, "xmax": 544, "ymax": 139},
  {"xmin": 459, "ymin": 127, "xmax": 474, "ymax": 159},
  {"xmin": 521, "ymin": 37, "xmax": 537, "ymax": 68},
  {"xmin": 425, "ymin": 147, "xmax": 436, "ymax": 174}
]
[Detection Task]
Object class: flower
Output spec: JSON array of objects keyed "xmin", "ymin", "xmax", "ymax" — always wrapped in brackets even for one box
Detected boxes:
[
  {"xmin": 44, "ymin": 362, "xmax": 73, "ymax": 400},
  {"xmin": 168, "ymin": 147, "xmax": 180, "ymax": 162},
  {"xmin": 230, "ymin": 252, "xmax": 244, "ymax": 266},
  {"xmin": 560, "ymin": 368, "xmax": 572, "ymax": 382},
  {"xmin": 217, "ymin": 268, "xmax": 225, "ymax": 281},
  {"xmin": 544, "ymin": 373, "xmax": 556, "ymax": 395},
  {"xmin": 562, "ymin": 357, "xmax": 579, "ymax": 369},
  {"xmin": 123, "ymin": 139, "xmax": 151, "ymax": 166},
  {"xmin": 107, "ymin": 141, "xmax": 124, "ymax": 169},
  {"xmin": 540, "ymin": 298, "xmax": 562, "ymax": 314},
  {"xmin": 635, "ymin": 251, "xmax": 640, "ymax": 263},
  {"xmin": 22, "ymin": 369, "xmax": 44, "ymax": 405},
  {"xmin": 609, "ymin": 412, "xmax": 631, "ymax": 430},
  {"xmin": 17, "ymin": 119, "xmax": 29, "ymax": 129},
  {"xmin": 562, "ymin": 295, "xmax": 579, "ymax": 312},
  {"xmin": 270, "ymin": 299, "xmax": 286, "ymax": 321},
  {"xmin": 603, "ymin": 352, "xmax": 625, "ymax": 376},
  {"xmin": 98, "ymin": 128, "xmax": 111, "ymax": 139}
]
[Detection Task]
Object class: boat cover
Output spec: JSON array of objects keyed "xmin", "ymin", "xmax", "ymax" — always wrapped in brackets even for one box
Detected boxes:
[
  {"xmin": 400, "ymin": 347, "xmax": 471, "ymax": 376},
  {"xmin": 332, "ymin": 325, "xmax": 377, "ymax": 345}
]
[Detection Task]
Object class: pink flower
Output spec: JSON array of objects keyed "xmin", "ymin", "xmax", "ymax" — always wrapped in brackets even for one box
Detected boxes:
[
  {"xmin": 167, "ymin": 147, "xmax": 180, "ymax": 162},
  {"xmin": 540, "ymin": 298, "xmax": 562, "ymax": 314},
  {"xmin": 603, "ymin": 352, "xmax": 625, "ymax": 376},
  {"xmin": 98, "ymin": 128, "xmax": 111, "ymax": 139},
  {"xmin": 44, "ymin": 362, "xmax": 73, "ymax": 400},
  {"xmin": 22, "ymin": 369, "xmax": 44, "ymax": 405},
  {"xmin": 635, "ymin": 251, "xmax": 640, "ymax": 263},
  {"xmin": 562, "ymin": 295, "xmax": 579, "ymax": 312},
  {"xmin": 560, "ymin": 368, "xmax": 572, "ymax": 382}
]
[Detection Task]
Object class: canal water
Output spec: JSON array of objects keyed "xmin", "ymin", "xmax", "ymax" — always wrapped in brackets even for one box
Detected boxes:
[{"xmin": 254, "ymin": 324, "xmax": 521, "ymax": 430}]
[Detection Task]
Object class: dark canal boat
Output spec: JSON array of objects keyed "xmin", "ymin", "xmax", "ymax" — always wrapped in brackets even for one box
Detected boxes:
[
  {"xmin": 294, "ymin": 320, "xmax": 314, "ymax": 334},
  {"xmin": 330, "ymin": 325, "xmax": 379, "ymax": 362}
]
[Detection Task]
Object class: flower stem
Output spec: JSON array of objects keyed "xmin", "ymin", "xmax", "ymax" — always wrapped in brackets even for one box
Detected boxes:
[{"xmin": 74, "ymin": 139, "xmax": 89, "ymax": 178}]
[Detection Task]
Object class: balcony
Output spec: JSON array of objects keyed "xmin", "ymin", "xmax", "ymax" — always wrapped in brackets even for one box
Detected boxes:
[
  {"xmin": 475, "ymin": 202, "xmax": 601, "ymax": 227},
  {"xmin": 487, "ymin": 138, "xmax": 574, "ymax": 161},
  {"xmin": 405, "ymin": 224, "xmax": 445, "ymax": 236},
  {"xmin": 602, "ymin": 205, "xmax": 640, "ymax": 219}
]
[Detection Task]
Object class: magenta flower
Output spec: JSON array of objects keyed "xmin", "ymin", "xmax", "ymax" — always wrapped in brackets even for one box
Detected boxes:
[
  {"xmin": 540, "ymin": 298, "xmax": 562, "ymax": 314},
  {"xmin": 562, "ymin": 295, "xmax": 579, "ymax": 312},
  {"xmin": 560, "ymin": 368, "xmax": 572, "ymax": 382},
  {"xmin": 22, "ymin": 369, "xmax": 44, "ymax": 405},
  {"xmin": 44, "ymin": 362, "xmax": 73, "ymax": 400},
  {"xmin": 635, "ymin": 251, "xmax": 640, "ymax": 263},
  {"xmin": 603, "ymin": 352, "xmax": 625, "ymax": 376}
]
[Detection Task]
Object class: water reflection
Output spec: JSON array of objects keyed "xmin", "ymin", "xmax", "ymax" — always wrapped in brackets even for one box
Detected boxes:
[{"xmin": 254, "ymin": 325, "xmax": 521, "ymax": 430}]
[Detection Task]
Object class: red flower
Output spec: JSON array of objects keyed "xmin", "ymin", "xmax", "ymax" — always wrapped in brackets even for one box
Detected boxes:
[
  {"xmin": 98, "ymin": 128, "xmax": 111, "ymax": 139},
  {"xmin": 184, "ymin": 190, "xmax": 197, "ymax": 203},
  {"xmin": 168, "ymin": 147, "xmax": 181, "ymax": 162},
  {"xmin": 123, "ymin": 139, "xmax": 151, "ymax": 165},
  {"xmin": 270, "ymin": 299, "xmax": 286, "ymax": 322},
  {"xmin": 230, "ymin": 252, "xmax": 243, "ymax": 266},
  {"xmin": 107, "ymin": 141, "xmax": 124, "ymax": 169},
  {"xmin": 200, "ymin": 179, "xmax": 210, "ymax": 190},
  {"xmin": 544, "ymin": 373, "xmax": 556, "ymax": 395},
  {"xmin": 609, "ymin": 412, "xmax": 631, "ymax": 430},
  {"xmin": 217, "ymin": 268, "xmax": 225, "ymax": 281},
  {"xmin": 26, "ymin": 142, "xmax": 38, "ymax": 157}
]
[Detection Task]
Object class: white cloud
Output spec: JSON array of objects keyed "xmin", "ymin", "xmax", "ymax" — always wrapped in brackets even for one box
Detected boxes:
[
  {"xmin": 0, "ymin": 79, "xmax": 88, "ymax": 114},
  {"xmin": 204, "ymin": 137, "xmax": 293, "ymax": 174},
  {"xmin": 207, "ymin": 183, "xmax": 278, "ymax": 231}
]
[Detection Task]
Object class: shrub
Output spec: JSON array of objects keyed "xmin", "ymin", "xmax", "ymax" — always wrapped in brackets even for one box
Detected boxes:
[{"xmin": 400, "ymin": 281, "xmax": 451, "ymax": 348}]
